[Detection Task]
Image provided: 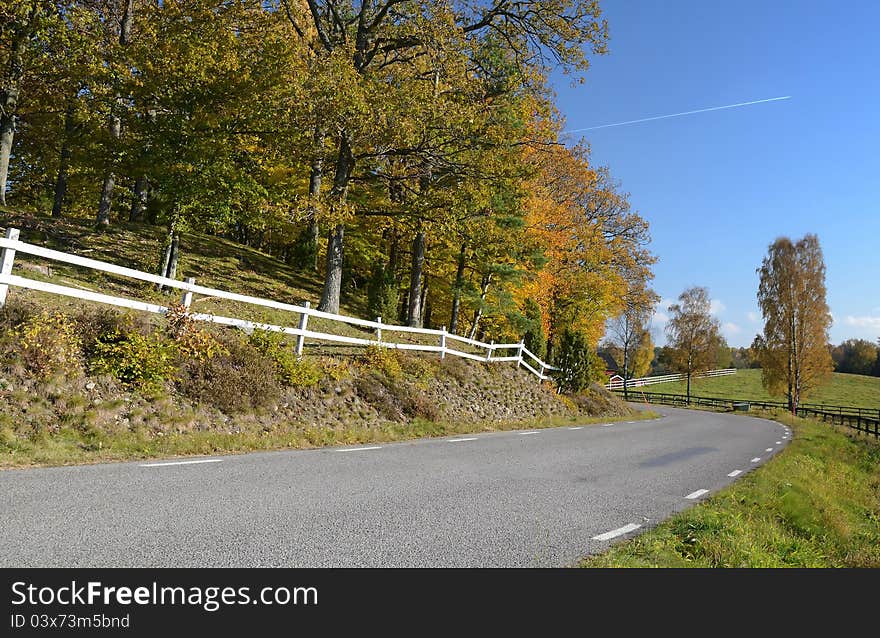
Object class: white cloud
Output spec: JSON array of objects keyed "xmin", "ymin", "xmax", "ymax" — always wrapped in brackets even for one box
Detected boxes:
[
  {"xmin": 652, "ymin": 311, "xmax": 669, "ymax": 325},
  {"xmin": 845, "ymin": 316, "xmax": 880, "ymax": 331},
  {"xmin": 723, "ymin": 322, "xmax": 742, "ymax": 336},
  {"xmin": 747, "ymin": 311, "xmax": 760, "ymax": 323},
  {"xmin": 710, "ymin": 299, "xmax": 725, "ymax": 316}
]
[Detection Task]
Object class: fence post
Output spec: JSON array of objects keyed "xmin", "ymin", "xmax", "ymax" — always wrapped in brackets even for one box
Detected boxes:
[
  {"xmin": 486, "ymin": 340, "xmax": 493, "ymax": 361},
  {"xmin": 376, "ymin": 316, "xmax": 382, "ymax": 343},
  {"xmin": 538, "ymin": 361, "xmax": 545, "ymax": 383},
  {"xmin": 295, "ymin": 301, "xmax": 310, "ymax": 356},
  {"xmin": 180, "ymin": 276, "xmax": 195, "ymax": 310},
  {"xmin": 440, "ymin": 326, "xmax": 446, "ymax": 359},
  {"xmin": 517, "ymin": 339, "xmax": 524, "ymax": 368},
  {"xmin": 0, "ymin": 227, "xmax": 20, "ymax": 308}
]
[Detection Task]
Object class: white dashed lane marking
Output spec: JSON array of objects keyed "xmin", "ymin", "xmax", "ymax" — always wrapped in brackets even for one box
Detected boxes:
[
  {"xmin": 592, "ymin": 523, "xmax": 642, "ymax": 541},
  {"xmin": 751, "ymin": 457, "xmax": 761, "ymax": 463},
  {"xmin": 727, "ymin": 470, "xmax": 742, "ymax": 477},
  {"xmin": 336, "ymin": 446, "xmax": 383, "ymax": 453},
  {"xmin": 447, "ymin": 438, "xmax": 477, "ymax": 443},
  {"xmin": 766, "ymin": 448, "xmax": 773, "ymax": 452},
  {"xmin": 685, "ymin": 489, "xmax": 709, "ymax": 500},
  {"xmin": 141, "ymin": 459, "xmax": 222, "ymax": 468},
  {"xmin": 568, "ymin": 426, "xmax": 584, "ymax": 430}
]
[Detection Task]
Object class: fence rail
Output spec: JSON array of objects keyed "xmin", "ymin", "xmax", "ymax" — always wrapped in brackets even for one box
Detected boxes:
[
  {"xmin": 0, "ymin": 228, "xmax": 560, "ymax": 380},
  {"xmin": 614, "ymin": 389, "xmax": 880, "ymax": 438},
  {"xmin": 606, "ymin": 368, "xmax": 736, "ymax": 390}
]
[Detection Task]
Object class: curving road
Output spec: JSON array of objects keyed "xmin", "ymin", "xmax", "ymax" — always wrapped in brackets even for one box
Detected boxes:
[{"xmin": 0, "ymin": 406, "xmax": 790, "ymax": 567}]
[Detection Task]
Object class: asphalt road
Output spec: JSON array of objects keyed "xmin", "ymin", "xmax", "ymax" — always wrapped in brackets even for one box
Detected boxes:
[{"xmin": 0, "ymin": 406, "xmax": 790, "ymax": 567}]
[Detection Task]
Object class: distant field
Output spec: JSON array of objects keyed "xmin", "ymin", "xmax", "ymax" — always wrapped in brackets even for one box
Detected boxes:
[{"xmin": 634, "ymin": 368, "xmax": 880, "ymax": 410}]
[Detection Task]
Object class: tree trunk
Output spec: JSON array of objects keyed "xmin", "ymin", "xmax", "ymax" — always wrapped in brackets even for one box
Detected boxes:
[
  {"xmin": 449, "ymin": 243, "xmax": 466, "ymax": 333},
  {"xmin": 129, "ymin": 175, "xmax": 148, "ymax": 222},
  {"xmin": 686, "ymin": 372, "xmax": 691, "ymax": 405},
  {"xmin": 0, "ymin": 111, "xmax": 14, "ymax": 207},
  {"xmin": 95, "ymin": 0, "xmax": 135, "ymax": 227},
  {"xmin": 51, "ymin": 103, "xmax": 76, "ymax": 217},
  {"xmin": 317, "ymin": 134, "xmax": 353, "ymax": 313},
  {"xmin": 158, "ymin": 231, "xmax": 173, "ymax": 289},
  {"xmin": 318, "ymin": 224, "xmax": 344, "ymax": 313},
  {"xmin": 422, "ymin": 278, "xmax": 432, "ymax": 328},
  {"xmin": 407, "ymin": 231, "xmax": 426, "ymax": 327},
  {"xmin": 166, "ymin": 232, "xmax": 180, "ymax": 281},
  {"xmin": 0, "ymin": 4, "xmax": 32, "ymax": 207},
  {"xmin": 468, "ymin": 272, "xmax": 492, "ymax": 340},
  {"xmin": 623, "ymin": 345, "xmax": 630, "ymax": 401},
  {"xmin": 305, "ymin": 126, "xmax": 324, "ymax": 271}
]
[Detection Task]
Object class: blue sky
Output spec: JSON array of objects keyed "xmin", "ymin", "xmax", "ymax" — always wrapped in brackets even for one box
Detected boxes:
[{"xmin": 550, "ymin": 0, "xmax": 880, "ymax": 347}]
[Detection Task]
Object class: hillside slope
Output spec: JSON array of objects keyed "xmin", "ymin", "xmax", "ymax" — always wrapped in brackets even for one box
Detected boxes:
[{"xmin": 0, "ymin": 211, "xmax": 638, "ymax": 468}]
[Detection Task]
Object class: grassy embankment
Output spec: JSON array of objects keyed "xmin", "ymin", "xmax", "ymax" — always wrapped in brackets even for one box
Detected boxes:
[
  {"xmin": 637, "ymin": 368, "xmax": 880, "ymax": 410},
  {"xmin": 0, "ymin": 211, "xmax": 653, "ymax": 468},
  {"xmin": 584, "ymin": 410, "xmax": 880, "ymax": 567}
]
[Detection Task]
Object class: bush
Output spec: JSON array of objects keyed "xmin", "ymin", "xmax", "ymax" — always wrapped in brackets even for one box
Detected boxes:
[
  {"xmin": 177, "ymin": 337, "xmax": 281, "ymax": 413},
  {"xmin": 13, "ymin": 311, "xmax": 82, "ymax": 378},
  {"xmin": 554, "ymin": 328, "xmax": 602, "ymax": 394},
  {"xmin": 75, "ymin": 307, "xmax": 151, "ymax": 361},
  {"xmin": 164, "ymin": 304, "xmax": 226, "ymax": 362},
  {"xmin": 89, "ymin": 329, "xmax": 177, "ymax": 392},
  {"xmin": 249, "ymin": 329, "xmax": 320, "ymax": 387},
  {"xmin": 361, "ymin": 344, "xmax": 402, "ymax": 378},
  {"xmin": 0, "ymin": 297, "xmax": 39, "ymax": 332}
]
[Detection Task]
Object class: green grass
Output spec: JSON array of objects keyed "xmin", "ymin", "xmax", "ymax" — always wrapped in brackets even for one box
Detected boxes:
[
  {"xmin": 639, "ymin": 368, "xmax": 880, "ymax": 410},
  {"xmin": 0, "ymin": 409, "xmax": 658, "ymax": 469},
  {"xmin": 583, "ymin": 411, "xmax": 880, "ymax": 567}
]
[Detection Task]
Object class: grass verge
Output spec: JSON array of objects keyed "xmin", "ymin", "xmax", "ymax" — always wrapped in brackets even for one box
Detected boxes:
[
  {"xmin": 0, "ymin": 409, "xmax": 658, "ymax": 470},
  {"xmin": 581, "ymin": 410, "xmax": 880, "ymax": 567}
]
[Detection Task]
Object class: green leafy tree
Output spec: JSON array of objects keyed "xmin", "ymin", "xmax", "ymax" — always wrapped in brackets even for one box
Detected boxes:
[{"xmin": 555, "ymin": 328, "xmax": 601, "ymax": 394}]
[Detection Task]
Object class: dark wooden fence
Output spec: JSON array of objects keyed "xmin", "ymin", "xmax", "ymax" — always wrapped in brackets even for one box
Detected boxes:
[{"xmin": 612, "ymin": 389, "xmax": 880, "ymax": 439}]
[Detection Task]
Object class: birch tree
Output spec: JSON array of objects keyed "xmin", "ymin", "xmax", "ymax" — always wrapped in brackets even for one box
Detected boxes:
[
  {"xmin": 756, "ymin": 234, "xmax": 833, "ymax": 411},
  {"xmin": 665, "ymin": 286, "xmax": 722, "ymax": 404}
]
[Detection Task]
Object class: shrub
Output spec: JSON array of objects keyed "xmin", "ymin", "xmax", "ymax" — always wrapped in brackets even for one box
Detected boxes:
[
  {"xmin": 164, "ymin": 304, "xmax": 226, "ymax": 362},
  {"xmin": 554, "ymin": 328, "xmax": 602, "ymax": 394},
  {"xmin": 399, "ymin": 353, "xmax": 435, "ymax": 384},
  {"xmin": 361, "ymin": 344, "xmax": 402, "ymax": 378},
  {"xmin": 320, "ymin": 357, "xmax": 351, "ymax": 382},
  {"xmin": 75, "ymin": 307, "xmax": 150, "ymax": 361},
  {"xmin": 249, "ymin": 329, "xmax": 320, "ymax": 387},
  {"xmin": 0, "ymin": 297, "xmax": 39, "ymax": 332},
  {"xmin": 14, "ymin": 311, "xmax": 82, "ymax": 378},
  {"xmin": 177, "ymin": 337, "xmax": 281, "ymax": 413},
  {"xmin": 89, "ymin": 330, "xmax": 177, "ymax": 392}
]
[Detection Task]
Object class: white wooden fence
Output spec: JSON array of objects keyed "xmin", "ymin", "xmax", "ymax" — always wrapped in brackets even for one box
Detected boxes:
[
  {"xmin": 606, "ymin": 368, "xmax": 736, "ymax": 390},
  {"xmin": 0, "ymin": 228, "xmax": 559, "ymax": 381}
]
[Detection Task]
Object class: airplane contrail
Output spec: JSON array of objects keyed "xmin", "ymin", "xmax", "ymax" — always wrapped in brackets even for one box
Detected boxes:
[{"xmin": 564, "ymin": 96, "xmax": 792, "ymax": 133}]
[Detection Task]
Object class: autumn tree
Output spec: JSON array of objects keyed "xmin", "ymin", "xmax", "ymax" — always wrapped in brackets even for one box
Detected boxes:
[
  {"xmin": 665, "ymin": 286, "xmax": 722, "ymax": 404},
  {"xmin": 605, "ymin": 284, "xmax": 658, "ymax": 399},
  {"xmin": 755, "ymin": 234, "xmax": 833, "ymax": 410}
]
